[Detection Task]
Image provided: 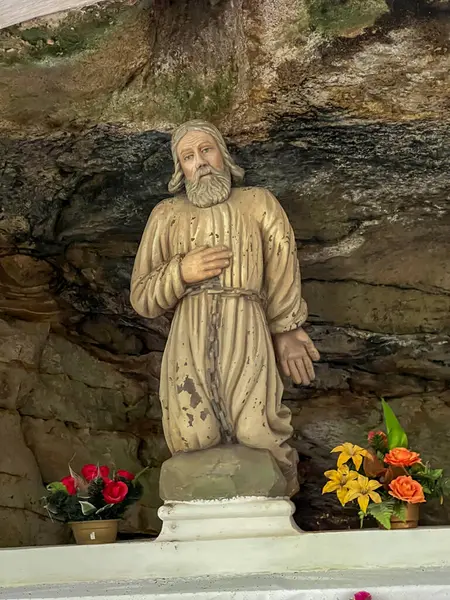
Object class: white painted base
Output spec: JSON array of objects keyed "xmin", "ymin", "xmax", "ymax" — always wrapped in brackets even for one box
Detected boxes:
[{"xmin": 157, "ymin": 497, "xmax": 301, "ymax": 541}]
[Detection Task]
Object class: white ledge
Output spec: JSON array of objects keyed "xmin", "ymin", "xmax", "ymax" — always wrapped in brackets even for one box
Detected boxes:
[
  {"xmin": 2, "ymin": 569, "xmax": 450, "ymax": 600},
  {"xmin": 1, "ymin": 527, "xmax": 450, "ymax": 588}
]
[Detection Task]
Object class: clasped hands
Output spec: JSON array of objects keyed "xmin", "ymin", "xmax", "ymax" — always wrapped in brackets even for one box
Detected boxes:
[{"xmin": 180, "ymin": 245, "xmax": 320, "ymax": 385}]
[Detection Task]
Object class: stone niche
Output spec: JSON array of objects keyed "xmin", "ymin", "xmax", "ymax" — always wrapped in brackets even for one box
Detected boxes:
[{"xmin": 0, "ymin": 0, "xmax": 449, "ymax": 546}]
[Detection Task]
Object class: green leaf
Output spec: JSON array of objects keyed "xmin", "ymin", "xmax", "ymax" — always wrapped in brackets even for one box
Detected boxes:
[
  {"xmin": 381, "ymin": 399, "xmax": 408, "ymax": 450},
  {"xmin": 44, "ymin": 503, "xmax": 59, "ymax": 515},
  {"xmin": 411, "ymin": 463, "xmax": 424, "ymax": 474},
  {"xmin": 46, "ymin": 482, "xmax": 68, "ymax": 494},
  {"xmin": 367, "ymin": 500, "xmax": 394, "ymax": 530},
  {"xmin": 392, "ymin": 501, "xmax": 407, "ymax": 522},
  {"xmin": 95, "ymin": 503, "xmax": 114, "ymax": 514},
  {"xmin": 79, "ymin": 501, "xmax": 97, "ymax": 516},
  {"xmin": 427, "ymin": 468, "xmax": 443, "ymax": 480},
  {"xmin": 414, "ymin": 463, "xmax": 447, "ymax": 499},
  {"xmin": 376, "ymin": 450, "xmax": 386, "ymax": 462}
]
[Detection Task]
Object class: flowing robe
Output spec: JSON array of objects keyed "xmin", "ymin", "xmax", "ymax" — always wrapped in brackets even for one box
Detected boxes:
[{"xmin": 130, "ymin": 186, "xmax": 307, "ymax": 496}]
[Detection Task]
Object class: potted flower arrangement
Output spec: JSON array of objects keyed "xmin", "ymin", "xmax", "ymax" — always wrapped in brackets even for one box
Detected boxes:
[
  {"xmin": 43, "ymin": 463, "xmax": 146, "ymax": 544},
  {"xmin": 323, "ymin": 400, "xmax": 450, "ymax": 529}
]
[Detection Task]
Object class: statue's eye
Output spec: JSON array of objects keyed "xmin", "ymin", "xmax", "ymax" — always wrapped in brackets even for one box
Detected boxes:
[
  {"xmin": 202, "ymin": 147, "xmax": 211, "ymax": 153},
  {"xmin": 183, "ymin": 154, "xmax": 193, "ymax": 162}
]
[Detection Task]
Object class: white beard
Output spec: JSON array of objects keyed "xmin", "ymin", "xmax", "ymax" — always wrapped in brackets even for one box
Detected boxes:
[{"xmin": 185, "ymin": 166, "xmax": 232, "ymax": 208}]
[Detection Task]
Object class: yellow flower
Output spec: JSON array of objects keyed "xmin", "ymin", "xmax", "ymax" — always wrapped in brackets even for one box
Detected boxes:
[
  {"xmin": 331, "ymin": 442, "xmax": 369, "ymax": 471},
  {"xmin": 344, "ymin": 475, "xmax": 383, "ymax": 513},
  {"xmin": 322, "ymin": 465, "xmax": 358, "ymax": 506}
]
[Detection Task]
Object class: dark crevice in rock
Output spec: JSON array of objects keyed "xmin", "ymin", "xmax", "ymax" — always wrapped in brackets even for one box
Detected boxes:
[
  {"xmin": 0, "ymin": 470, "xmax": 22, "ymax": 478},
  {"xmin": 386, "ymin": 0, "xmax": 450, "ymax": 17},
  {"xmin": 0, "ymin": 505, "xmax": 51, "ymax": 519},
  {"xmin": 303, "ymin": 276, "xmax": 450, "ymax": 297}
]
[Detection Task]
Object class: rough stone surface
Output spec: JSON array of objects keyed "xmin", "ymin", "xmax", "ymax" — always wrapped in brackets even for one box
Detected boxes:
[
  {"xmin": 0, "ymin": 0, "xmax": 449, "ymax": 544},
  {"xmin": 160, "ymin": 446, "xmax": 287, "ymax": 501},
  {"xmin": 0, "ymin": 408, "xmax": 68, "ymax": 546}
]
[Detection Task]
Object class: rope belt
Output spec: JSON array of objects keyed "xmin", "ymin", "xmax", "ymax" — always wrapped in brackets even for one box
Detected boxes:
[{"xmin": 184, "ymin": 284, "xmax": 265, "ymax": 305}]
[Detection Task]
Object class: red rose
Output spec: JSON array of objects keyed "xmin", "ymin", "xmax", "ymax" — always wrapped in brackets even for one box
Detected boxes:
[
  {"xmin": 61, "ymin": 476, "xmax": 77, "ymax": 495},
  {"xmin": 117, "ymin": 469, "xmax": 135, "ymax": 481},
  {"xmin": 103, "ymin": 480, "xmax": 128, "ymax": 504},
  {"xmin": 81, "ymin": 464, "xmax": 110, "ymax": 482}
]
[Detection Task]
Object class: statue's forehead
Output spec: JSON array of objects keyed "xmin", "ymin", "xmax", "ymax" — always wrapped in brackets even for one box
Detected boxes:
[{"xmin": 176, "ymin": 130, "xmax": 217, "ymax": 153}]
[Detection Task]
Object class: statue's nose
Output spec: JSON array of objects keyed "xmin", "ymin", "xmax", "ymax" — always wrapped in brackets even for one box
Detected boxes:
[{"xmin": 194, "ymin": 151, "xmax": 207, "ymax": 169}]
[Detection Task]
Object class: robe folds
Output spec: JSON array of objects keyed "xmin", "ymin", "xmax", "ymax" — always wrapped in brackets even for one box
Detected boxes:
[{"xmin": 130, "ymin": 186, "xmax": 307, "ymax": 496}]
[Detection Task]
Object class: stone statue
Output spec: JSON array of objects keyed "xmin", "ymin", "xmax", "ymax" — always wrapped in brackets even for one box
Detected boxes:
[{"xmin": 130, "ymin": 120, "xmax": 319, "ymax": 498}]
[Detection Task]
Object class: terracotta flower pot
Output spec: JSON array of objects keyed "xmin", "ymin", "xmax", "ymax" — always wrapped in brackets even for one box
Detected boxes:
[
  {"xmin": 69, "ymin": 519, "xmax": 119, "ymax": 544},
  {"xmin": 389, "ymin": 503, "xmax": 419, "ymax": 529}
]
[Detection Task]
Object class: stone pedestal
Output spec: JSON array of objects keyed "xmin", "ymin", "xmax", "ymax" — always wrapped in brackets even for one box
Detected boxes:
[
  {"xmin": 157, "ymin": 445, "xmax": 300, "ymax": 542},
  {"xmin": 159, "ymin": 445, "xmax": 288, "ymax": 501},
  {"xmin": 157, "ymin": 496, "xmax": 301, "ymax": 542}
]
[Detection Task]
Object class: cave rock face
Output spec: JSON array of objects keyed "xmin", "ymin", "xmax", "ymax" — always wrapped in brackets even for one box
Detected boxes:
[{"xmin": 0, "ymin": 0, "xmax": 449, "ymax": 545}]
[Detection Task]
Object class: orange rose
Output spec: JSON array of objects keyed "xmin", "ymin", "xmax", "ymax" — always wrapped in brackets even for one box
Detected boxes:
[
  {"xmin": 384, "ymin": 447, "xmax": 421, "ymax": 467},
  {"xmin": 389, "ymin": 475, "xmax": 426, "ymax": 504}
]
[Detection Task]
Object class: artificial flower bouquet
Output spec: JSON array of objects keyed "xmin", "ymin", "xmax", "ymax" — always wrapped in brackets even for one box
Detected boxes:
[
  {"xmin": 323, "ymin": 400, "xmax": 450, "ymax": 529},
  {"xmin": 43, "ymin": 463, "xmax": 145, "ymax": 522}
]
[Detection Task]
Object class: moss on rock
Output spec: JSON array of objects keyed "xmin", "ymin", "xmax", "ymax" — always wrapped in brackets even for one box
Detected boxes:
[
  {"xmin": 152, "ymin": 66, "xmax": 238, "ymax": 123},
  {"xmin": 306, "ymin": 0, "xmax": 388, "ymax": 36},
  {"xmin": 0, "ymin": 1, "xmax": 127, "ymax": 65}
]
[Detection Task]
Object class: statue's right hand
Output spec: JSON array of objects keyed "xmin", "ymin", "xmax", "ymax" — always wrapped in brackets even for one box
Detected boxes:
[{"xmin": 180, "ymin": 245, "xmax": 232, "ymax": 284}]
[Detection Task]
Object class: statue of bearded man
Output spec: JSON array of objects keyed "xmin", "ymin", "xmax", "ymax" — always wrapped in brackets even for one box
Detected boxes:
[{"xmin": 130, "ymin": 120, "xmax": 319, "ymax": 496}]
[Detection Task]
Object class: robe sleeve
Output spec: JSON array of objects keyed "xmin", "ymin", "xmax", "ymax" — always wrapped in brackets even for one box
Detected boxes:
[
  {"xmin": 130, "ymin": 201, "xmax": 186, "ymax": 319},
  {"xmin": 261, "ymin": 189, "xmax": 308, "ymax": 334}
]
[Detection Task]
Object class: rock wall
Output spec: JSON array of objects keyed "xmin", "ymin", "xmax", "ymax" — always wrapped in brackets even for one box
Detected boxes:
[{"xmin": 0, "ymin": 0, "xmax": 449, "ymax": 545}]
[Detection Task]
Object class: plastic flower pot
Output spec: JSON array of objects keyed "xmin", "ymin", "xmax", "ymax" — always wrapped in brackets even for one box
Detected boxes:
[
  {"xmin": 390, "ymin": 503, "xmax": 419, "ymax": 529},
  {"xmin": 378, "ymin": 503, "xmax": 419, "ymax": 530},
  {"xmin": 69, "ymin": 519, "xmax": 119, "ymax": 544}
]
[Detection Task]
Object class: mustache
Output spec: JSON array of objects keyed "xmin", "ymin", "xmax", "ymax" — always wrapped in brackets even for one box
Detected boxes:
[{"xmin": 193, "ymin": 165, "xmax": 222, "ymax": 183}]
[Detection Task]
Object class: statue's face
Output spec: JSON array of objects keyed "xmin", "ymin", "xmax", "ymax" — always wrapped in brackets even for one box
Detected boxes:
[{"xmin": 176, "ymin": 131, "xmax": 224, "ymax": 182}]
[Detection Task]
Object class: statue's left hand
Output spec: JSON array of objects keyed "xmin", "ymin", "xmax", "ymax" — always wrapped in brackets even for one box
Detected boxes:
[{"xmin": 273, "ymin": 327, "xmax": 320, "ymax": 385}]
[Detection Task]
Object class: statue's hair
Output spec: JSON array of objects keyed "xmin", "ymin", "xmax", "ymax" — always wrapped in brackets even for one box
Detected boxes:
[{"xmin": 168, "ymin": 120, "xmax": 245, "ymax": 194}]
